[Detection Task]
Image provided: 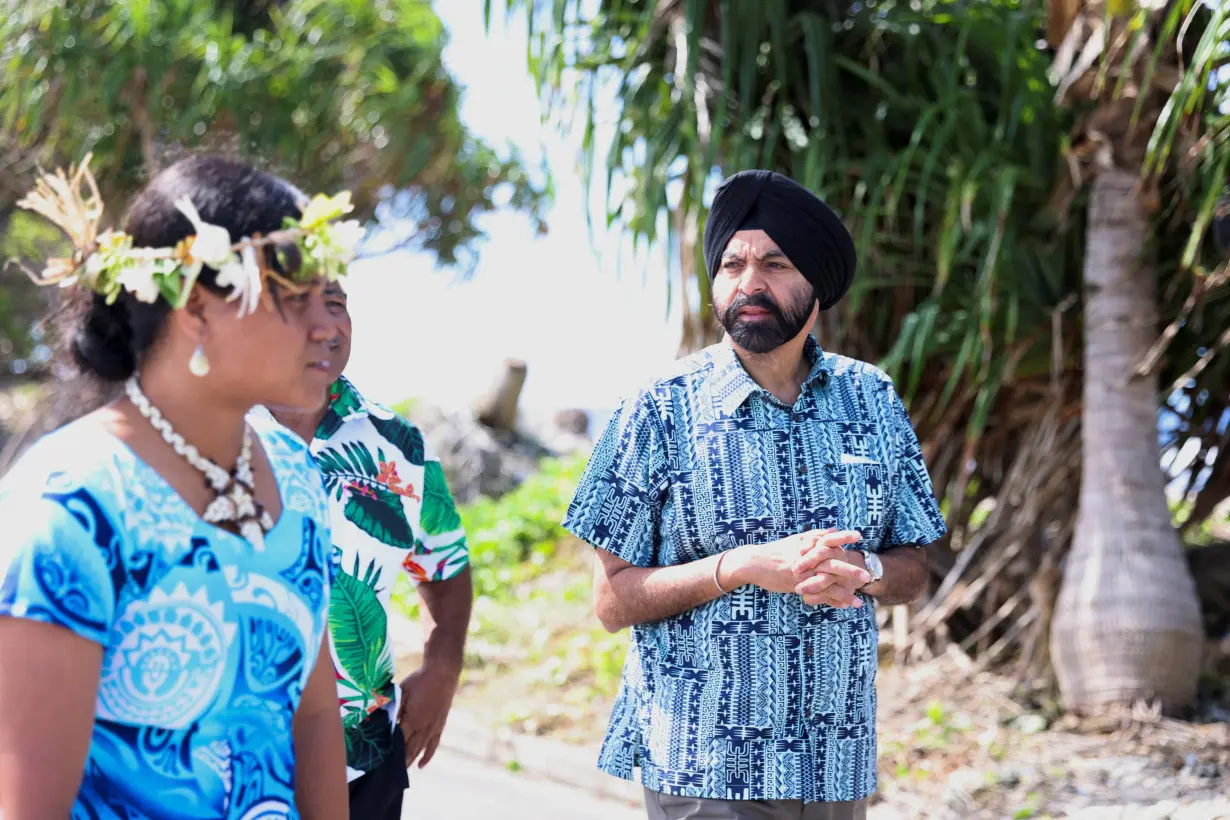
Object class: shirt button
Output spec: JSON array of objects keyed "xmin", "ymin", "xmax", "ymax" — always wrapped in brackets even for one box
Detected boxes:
[{"xmin": 800, "ymin": 465, "xmax": 808, "ymax": 475}]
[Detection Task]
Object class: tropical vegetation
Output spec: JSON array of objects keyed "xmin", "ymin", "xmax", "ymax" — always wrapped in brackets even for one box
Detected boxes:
[
  {"xmin": 0, "ymin": 0, "xmax": 549, "ymax": 376},
  {"xmin": 493, "ymin": 0, "xmax": 1230, "ymax": 713},
  {"xmin": 392, "ymin": 452, "xmax": 628, "ymax": 740}
]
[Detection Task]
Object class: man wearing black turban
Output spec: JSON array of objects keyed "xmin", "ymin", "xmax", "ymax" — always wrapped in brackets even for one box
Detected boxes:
[{"xmin": 564, "ymin": 169, "xmax": 947, "ymax": 820}]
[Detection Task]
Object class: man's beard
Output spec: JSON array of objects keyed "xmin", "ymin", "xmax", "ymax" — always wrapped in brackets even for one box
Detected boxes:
[{"xmin": 717, "ymin": 288, "xmax": 816, "ymax": 354}]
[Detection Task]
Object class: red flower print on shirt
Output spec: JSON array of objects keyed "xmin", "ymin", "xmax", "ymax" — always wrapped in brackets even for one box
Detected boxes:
[
  {"xmin": 402, "ymin": 555, "xmax": 429, "ymax": 583},
  {"xmin": 346, "ymin": 481, "xmax": 378, "ymax": 500},
  {"xmin": 375, "ymin": 460, "xmax": 422, "ymax": 501}
]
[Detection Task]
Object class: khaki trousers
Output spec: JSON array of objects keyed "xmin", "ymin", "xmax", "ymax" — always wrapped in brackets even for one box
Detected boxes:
[{"xmin": 644, "ymin": 789, "xmax": 868, "ymax": 820}]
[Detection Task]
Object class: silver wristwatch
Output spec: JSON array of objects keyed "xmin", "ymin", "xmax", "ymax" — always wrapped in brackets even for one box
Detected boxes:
[{"xmin": 858, "ymin": 549, "xmax": 883, "ymax": 584}]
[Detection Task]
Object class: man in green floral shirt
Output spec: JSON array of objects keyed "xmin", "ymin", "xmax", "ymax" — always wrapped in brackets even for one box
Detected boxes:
[{"xmin": 262, "ymin": 281, "xmax": 473, "ymax": 820}]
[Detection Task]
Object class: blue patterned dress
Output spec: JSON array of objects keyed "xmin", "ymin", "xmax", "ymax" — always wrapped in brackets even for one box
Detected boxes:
[{"xmin": 0, "ymin": 413, "xmax": 334, "ymax": 819}]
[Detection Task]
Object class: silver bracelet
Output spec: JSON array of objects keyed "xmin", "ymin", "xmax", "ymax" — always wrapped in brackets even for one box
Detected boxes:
[{"xmin": 713, "ymin": 551, "xmax": 729, "ymax": 595}]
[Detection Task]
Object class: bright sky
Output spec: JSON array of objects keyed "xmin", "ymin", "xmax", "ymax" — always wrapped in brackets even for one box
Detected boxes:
[{"xmin": 342, "ymin": 3, "xmax": 682, "ymax": 419}]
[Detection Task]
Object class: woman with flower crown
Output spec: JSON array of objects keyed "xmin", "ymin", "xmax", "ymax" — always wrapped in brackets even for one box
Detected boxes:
[{"xmin": 0, "ymin": 155, "xmax": 362, "ymax": 819}]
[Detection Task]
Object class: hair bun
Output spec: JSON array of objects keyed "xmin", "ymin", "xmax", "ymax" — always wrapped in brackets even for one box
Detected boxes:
[{"xmin": 71, "ymin": 294, "xmax": 138, "ymax": 382}]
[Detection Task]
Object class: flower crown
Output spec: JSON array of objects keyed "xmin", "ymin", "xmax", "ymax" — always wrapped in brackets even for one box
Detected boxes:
[{"xmin": 10, "ymin": 154, "xmax": 363, "ymax": 317}]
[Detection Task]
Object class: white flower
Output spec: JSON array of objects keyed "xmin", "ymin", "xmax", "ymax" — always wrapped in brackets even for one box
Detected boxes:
[
  {"xmin": 329, "ymin": 220, "xmax": 365, "ymax": 264},
  {"xmin": 116, "ymin": 260, "xmax": 162, "ymax": 304},
  {"xmin": 174, "ymin": 197, "xmax": 235, "ymax": 268},
  {"xmin": 216, "ymin": 243, "xmax": 263, "ymax": 317},
  {"xmin": 84, "ymin": 252, "xmax": 105, "ymax": 281}
]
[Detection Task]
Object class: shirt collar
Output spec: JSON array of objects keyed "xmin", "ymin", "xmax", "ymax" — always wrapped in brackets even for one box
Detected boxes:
[
  {"xmin": 712, "ymin": 335, "xmax": 832, "ymax": 416},
  {"xmin": 315, "ymin": 375, "xmax": 372, "ymax": 438}
]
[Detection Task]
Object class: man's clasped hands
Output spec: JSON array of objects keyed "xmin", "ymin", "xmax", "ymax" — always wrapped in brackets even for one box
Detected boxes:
[{"xmin": 718, "ymin": 529, "xmax": 873, "ymax": 608}]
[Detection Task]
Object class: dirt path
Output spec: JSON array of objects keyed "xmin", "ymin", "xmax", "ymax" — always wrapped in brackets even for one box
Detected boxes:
[{"xmin": 404, "ymin": 746, "xmax": 644, "ymax": 819}]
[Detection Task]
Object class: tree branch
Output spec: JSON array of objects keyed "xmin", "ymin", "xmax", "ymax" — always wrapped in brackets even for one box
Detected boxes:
[{"xmin": 129, "ymin": 69, "xmax": 159, "ymax": 177}]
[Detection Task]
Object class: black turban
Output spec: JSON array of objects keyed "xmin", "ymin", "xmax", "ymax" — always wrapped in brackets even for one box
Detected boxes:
[{"xmin": 702, "ymin": 170, "xmax": 856, "ymax": 310}]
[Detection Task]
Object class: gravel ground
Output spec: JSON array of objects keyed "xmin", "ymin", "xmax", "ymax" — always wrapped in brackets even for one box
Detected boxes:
[{"xmin": 870, "ymin": 658, "xmax": 1230, "ymax": 820}]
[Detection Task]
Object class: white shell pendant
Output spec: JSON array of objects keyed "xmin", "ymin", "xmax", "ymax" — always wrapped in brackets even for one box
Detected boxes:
[
  {"xmin": 239, "ymin": 520, "xmax": 266, "ymax": 551},
  {"xmin": 203, "ymin": 495, "xmax": 238, "ymax": 523},
  {"xmin": 188, "ymin": 343, "xmax": 210, "ymax": 378},
  {"xmin": 126, "ymin": 376, "xmax": 274, "ymax": 549}
]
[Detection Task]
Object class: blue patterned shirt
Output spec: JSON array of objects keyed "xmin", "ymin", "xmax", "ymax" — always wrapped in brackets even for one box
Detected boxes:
[
  {"xmin": 563, "ymin": 338, "xmax": 946, "ymax": 802},
  {"xmin": 0, "ymin": 415, "xmax": 334, "ymax": 819}
]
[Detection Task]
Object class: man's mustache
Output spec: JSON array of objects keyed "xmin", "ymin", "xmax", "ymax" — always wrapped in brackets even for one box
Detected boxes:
[{"xmin": 724, "ymin": 292, "xmax": 784, "ymax": 323}]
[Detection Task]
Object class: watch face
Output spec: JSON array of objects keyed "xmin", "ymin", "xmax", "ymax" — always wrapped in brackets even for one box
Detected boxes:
[{"xmin": 865, "ymin": 551, "xmax": 884, "ymax": 580}]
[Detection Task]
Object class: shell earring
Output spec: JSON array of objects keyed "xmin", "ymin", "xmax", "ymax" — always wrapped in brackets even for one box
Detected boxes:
[{"xmin": 188, "ymin": 339, "xmax": 210, "ymax": 377}]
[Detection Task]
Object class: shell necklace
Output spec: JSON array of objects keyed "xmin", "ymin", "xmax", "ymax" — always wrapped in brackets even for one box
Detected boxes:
[{"xmin": 126, "ymin": 377, "xmax": 275, "ymax": 549}]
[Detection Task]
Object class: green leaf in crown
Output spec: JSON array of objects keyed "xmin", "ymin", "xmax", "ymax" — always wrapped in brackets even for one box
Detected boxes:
[
  {"xmin": 329, "ymin": 559, "xmax": 393, "ymax": 701},
  {"xmin": 420, "ymin": 461, "xmax": 461, "ymax": 535}
]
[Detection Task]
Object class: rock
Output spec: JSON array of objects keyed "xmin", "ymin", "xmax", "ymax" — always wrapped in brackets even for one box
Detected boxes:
[
  {"xmin": 554, "ymin": 409, "xmax": 590, "ymax": 436},
  {"xmin": 996, "ymin": 765, "xmax": 1023, "ymax": 788},
  {"xmin": 1014, "ymin": 713, "xmax": 1049, "ymax": 735},
  {"xmin": 408, "ymin": 402, "xmax": 592, "ymax": 505},
  {"xmin": 1181, "ymin": 756, "xmax": 1221, "ymax": 780},
  {"xmin": 941, "ymin": 766, "xmax": 990, "ymax": 811}
]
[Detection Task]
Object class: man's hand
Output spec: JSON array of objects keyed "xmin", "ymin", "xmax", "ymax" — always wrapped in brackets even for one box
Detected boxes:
[
  {"xmin": 397, "ymin": 663, "xmax": 460, "ymax": 769},
  {"xmin": 724, "ymin": 529, "xmax": 855, "ymax": 593},
  {"xmin": 791, "ymin": 530, "xmax": 871, "ymax": 608}
]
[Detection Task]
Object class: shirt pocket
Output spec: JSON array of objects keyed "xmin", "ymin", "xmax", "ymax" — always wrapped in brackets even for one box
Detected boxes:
[
  {"xmin": 644, "ymin": 663, "xmax": 711, "ymax": 771},
  {"xmin": 826, "ymin": 459, "xmax": 890, "ymax": 550}
]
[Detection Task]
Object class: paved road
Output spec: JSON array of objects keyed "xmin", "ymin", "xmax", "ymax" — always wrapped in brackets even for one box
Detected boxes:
[{"xmin": 403, "ymin": 747, "xmax": 645, "ymax": 820}]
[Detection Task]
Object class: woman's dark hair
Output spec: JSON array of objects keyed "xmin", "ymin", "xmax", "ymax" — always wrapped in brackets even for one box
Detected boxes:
[{"xmin": 68, "ymin": 155, "xmax": 307, "ymax": 382}]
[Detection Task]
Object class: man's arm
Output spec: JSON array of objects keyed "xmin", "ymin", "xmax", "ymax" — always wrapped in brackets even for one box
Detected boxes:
[
  {"xmin": 398, "ymin": 566, "xmax": 472, "ymax": 769},
  {"xmin": 293, "ymin": 633, "xmax": 349, "ymax": 820},
  {"xmin": 593, "ymin": 549, "xmax": 728, "ymax": 632},
  {"xmin": 594, "ymin": 530, "xmax": 869, "ymax": 632},
  {"xmin": 859, "ymin": 545, "xmax": 928, "ymax": 605}
]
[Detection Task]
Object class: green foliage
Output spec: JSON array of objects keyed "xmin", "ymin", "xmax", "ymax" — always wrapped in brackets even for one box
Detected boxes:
[
  {"xmin": 390, "ymin": 449, "xmax": 627, "ymax": 727},
  {"xmin": 387, "ymin": 397, "xmax": 420, "ymax": 420},
  {"xmin": 459, "ymin": 452, "xmax": 589, "ymax": 599},
  {"xmin": 496, "ymin": 0, "xmax": 1230, "ymax": 537},
  {"xmin": 0, "ymin": 212, "xmax": 61, "ymax": 373},
  {"xmin": 0, "ymin": 0, "xmax": 550, "ymax": 375},
  {"xmin": 497, "ymin": 0, "xmax": 1080, "ymax": 513},
  {"xmin": 391, "ymin": 451, "xmax": 589, "ymax": 617}
]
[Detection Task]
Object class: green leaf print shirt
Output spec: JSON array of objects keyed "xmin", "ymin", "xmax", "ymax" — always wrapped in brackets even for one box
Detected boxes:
[{"xmin": 279, "ymin": 377, "xmax": 469, "ymax": 781}]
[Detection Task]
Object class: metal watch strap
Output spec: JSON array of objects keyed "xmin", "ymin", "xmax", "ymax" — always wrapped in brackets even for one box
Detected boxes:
[{"xmin": 859, "ymin": 549, "xmax": 884, "ymax": 583}]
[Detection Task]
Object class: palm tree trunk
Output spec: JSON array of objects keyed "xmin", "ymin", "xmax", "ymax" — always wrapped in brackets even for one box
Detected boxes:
[{"xmin": 1050, "ymin": 167, "xmax": 1204, "ymax": 714}]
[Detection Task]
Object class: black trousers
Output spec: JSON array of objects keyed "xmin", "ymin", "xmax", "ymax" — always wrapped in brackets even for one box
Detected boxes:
[{"xmin": 348, "ymin": 728, "xmax": 409, "ymax": 820}]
